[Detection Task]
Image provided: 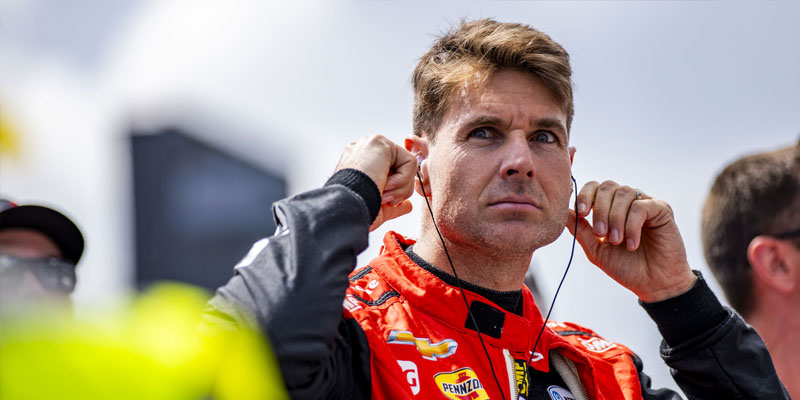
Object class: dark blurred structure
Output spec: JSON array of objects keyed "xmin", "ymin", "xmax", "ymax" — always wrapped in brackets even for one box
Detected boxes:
[{"xmin": 130, "ymin": 128, "xmax": 286, "ymax": 290}]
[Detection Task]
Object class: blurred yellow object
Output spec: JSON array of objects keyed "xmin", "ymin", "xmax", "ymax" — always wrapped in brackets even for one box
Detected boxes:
[
  {"xmin": 0, "ymin": 283, "xmax": 288, "ymax": 400},
  {"xmin": 0, "ymin": 111, "xmax": 22, "ymax": 158}
]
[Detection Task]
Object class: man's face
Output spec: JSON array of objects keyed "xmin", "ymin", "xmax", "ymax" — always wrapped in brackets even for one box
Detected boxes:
[
  {"xmin": 0, "ymin": 229, "xmax": 72, "ymax": 312},
  {"xmin": 414, "ymin": 70, "xmax": 575, "ymax": 253}
]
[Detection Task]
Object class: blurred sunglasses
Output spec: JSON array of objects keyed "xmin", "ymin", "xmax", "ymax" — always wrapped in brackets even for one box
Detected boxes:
[{"xmin": 0, "ymin": 254, "xmax": 76, "ymax": 293}]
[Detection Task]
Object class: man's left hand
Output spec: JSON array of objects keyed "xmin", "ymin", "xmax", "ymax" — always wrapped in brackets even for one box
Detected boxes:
[{"xmin": 566, "ymin": 180, "xmax": 697, "ymax": 303}]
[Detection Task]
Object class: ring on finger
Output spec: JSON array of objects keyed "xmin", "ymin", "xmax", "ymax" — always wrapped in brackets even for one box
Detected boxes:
[{"xmin": 634, "ymin": 188, "xmax": 643, "ymax": 201}]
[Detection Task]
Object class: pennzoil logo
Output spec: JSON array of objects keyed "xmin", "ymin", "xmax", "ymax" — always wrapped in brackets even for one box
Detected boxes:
[
  {"xmin": 434, "ymin": 368, "xmax": 489, "ymax": 400},
  {"xmin": 387, "ymin": 330, "xmax": 457, "ymax": 361},
  {"xmin": 579, "ymin": 337, "xmax": 617, "ymax": 353}
]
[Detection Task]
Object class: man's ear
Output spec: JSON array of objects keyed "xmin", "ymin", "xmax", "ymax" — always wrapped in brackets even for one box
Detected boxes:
[
  {"xmin": 404, "ymin": 134, "xmax": 431, "ymax": 197},
  {"xmin": 404, "ymin": 134, "xmax": 428, "ymax": 155},
  {"xmin": 748, "ymin": 236, "xmax": 797, "ymax": 294}
]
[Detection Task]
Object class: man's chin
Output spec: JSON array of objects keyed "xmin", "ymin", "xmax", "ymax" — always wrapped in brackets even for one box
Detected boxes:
[{"xmin": 483, "ymin": 222, "xmax": 559, "ymax": 252}]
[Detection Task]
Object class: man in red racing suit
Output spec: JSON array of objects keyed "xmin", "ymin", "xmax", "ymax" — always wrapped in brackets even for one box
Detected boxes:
[
  {"xmin": 205, "ymin": 19, "xmax": 789, "ymax": 399},
  {"xmin": 205, "ymin": 168, "xmax": 789, "ymax": 399},
  {"xmin": 347, "ymin": 231, "xmax": 651, "ymax": 399}
]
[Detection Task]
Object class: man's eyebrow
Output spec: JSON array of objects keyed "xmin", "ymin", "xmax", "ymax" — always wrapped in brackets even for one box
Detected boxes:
[
  {"xmin": 533, "ymin": 117, "xmax": 567, "ymax": 134},
  {"xmin": 462, "ymin": 115, "xmax": 506, "ymax": 128}
]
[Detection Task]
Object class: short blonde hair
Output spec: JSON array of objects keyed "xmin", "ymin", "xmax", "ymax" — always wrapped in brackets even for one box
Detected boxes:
[{"xmin": 412, "ymin": 19, "xmax": 574, "ymax": 139}]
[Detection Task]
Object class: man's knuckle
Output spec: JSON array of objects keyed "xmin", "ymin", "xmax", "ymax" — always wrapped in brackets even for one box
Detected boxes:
[
  {"xmin": 656, "ymin": 200, "xmax": 674, "ymax": 213},
  {"xmin": 597, "ymin": 182, "xmax": 617, "ymax": 193},
  {"xmin": 608, "ymin": 206, "xmax": 625, "ymax": 219},
  {"xmin": 629, "ymin": 201, "xmax": 646, "ymax": 215},
  {"xmin": 619, "ymin": 186, "xmax": 636, "ymax": 197},
  {"xmin": 364, "ymin": 134, "xmax": 384, "ymax": 145},
  {"xmin": 592, "ymin": 209, "xmax": 608, "ymax": 220},
  {"xmin": 600, "ymin": 180, "xmax": 618, "ymax": 188}
]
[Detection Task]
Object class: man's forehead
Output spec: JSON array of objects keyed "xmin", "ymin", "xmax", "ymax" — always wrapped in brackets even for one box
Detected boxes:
[
  {"xmin": 0, "ymin": 229, "xmax": 63, "ymax": 259},
  {"xmin": 445, "ymin": 78, "xmax": 568, "ymax": 133}
]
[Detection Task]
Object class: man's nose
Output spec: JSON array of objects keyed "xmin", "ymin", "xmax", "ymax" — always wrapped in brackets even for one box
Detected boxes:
[{"xmin": 500, "ymin": 135, "xmax": 535, "ymax": 179}]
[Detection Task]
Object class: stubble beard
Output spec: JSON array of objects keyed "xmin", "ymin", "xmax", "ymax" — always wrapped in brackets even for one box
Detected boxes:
[{"xmin": 434, "ymin": 199, "xmax": 569, "ymax": 260}]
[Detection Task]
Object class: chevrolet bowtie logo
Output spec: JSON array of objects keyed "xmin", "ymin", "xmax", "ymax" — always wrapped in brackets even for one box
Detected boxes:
[{"xmin": 387, "ymin": 330, "xmax": 458, "ymax": 361}]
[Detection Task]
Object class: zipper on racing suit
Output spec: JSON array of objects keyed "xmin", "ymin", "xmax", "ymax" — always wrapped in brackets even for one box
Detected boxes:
[{"xmin": 503, "ymin": 349, "xmax": 519, "ymax": 400}]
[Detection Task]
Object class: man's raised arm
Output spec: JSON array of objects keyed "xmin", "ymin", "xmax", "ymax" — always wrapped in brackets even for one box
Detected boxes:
[
  {"xmin": 568, "ymin": 180, "xmax": 790, "ymax": 398},
  {"xmin": 202, "ymin": 135, "xmax": 415, "ymax": 398}
]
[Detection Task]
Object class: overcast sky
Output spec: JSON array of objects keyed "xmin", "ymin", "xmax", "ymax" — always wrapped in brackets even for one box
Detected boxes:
[{"xmin": 3, "ymin": 0, "xmax": 799, "ymax": 392}]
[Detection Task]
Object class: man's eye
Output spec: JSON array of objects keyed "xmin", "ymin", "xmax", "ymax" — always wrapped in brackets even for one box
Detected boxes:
[
  {"xmin": 468, "ymin": 128, "xmax": 494, "ymax": 139},
  {"xmin": 533, "ymin": 131, "xmax": 556, "ymax": 143}
]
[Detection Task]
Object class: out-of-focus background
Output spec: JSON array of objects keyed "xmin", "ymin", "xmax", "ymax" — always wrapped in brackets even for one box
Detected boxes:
[{"xmin": 2, "ymin": 0, "xmax": 798, "ymax": 392}]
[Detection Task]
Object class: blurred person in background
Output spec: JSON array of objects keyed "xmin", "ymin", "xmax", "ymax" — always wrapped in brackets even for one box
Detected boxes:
[
  {"xmin": 0, "ymin": 200, "xmax": 288, "ymax": 399},
  {"xmin": 206, "ymin": 19, "xmax": 788, "ymax": 399},
  {"xmin": 702, "ymin": 138, "xmax": 800, "ymax": 399},
  {"xmin": 0, "ymin": 199, "xmax": 83, "ymax": 316},
  {"xmin": 0, "ymin": 282, "xmax": 288, "ymax": 400}
]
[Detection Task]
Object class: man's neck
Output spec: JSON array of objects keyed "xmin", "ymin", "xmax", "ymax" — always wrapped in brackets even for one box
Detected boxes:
[
  {"xmin": 748, "ymin": 303, "xmax": 800, "ymax": 400},
  {"xmin": 413, "ymin": 228, "xmax": 531, "ymax": 292}
]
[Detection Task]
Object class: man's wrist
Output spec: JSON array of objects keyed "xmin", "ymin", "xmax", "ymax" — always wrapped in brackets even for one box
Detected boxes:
[
  {"xmin": 325, "ymin": 168, "xmax": 381, "ymax": 223},
  {"xmin": 638, "ymin": 269, "xmax": 698, "ymax": 303},
  {"xmin": 639, "ymin": 270, "xmax": 729, "ymax": 347}
]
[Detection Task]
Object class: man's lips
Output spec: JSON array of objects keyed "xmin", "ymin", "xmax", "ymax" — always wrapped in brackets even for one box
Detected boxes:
[{"xmin": 487, "ymin": 196, "xmax": 541, "ymax": 210}]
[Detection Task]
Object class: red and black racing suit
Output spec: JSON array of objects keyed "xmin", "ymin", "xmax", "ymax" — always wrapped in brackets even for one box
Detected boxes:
[{"xmin": 204, "ymin": 169, "xmax": 790, "ymax": 399}]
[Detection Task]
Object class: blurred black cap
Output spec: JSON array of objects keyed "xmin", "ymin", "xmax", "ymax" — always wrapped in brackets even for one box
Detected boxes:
[{"xmin": 0, "ymin": 199, "xmax": 84, "ymax": 265}]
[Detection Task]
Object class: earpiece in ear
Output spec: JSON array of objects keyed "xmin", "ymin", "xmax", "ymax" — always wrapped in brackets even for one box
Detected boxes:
[
  {"xmin": 415, "ymin": 155, "xmax": 425, "ymax": 183},
  {"xmin": 570, "ymin": 176, "xmax": 577, "ymax": 196}
]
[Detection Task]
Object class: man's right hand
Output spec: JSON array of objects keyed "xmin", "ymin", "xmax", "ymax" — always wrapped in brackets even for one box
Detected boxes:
[{"xmin": 335, "ymin": 135, "xmax": 417, "ymax": 231}]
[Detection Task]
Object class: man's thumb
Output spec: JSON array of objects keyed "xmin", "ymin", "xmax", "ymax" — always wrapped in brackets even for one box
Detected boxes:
[{"xmin": 566, "ymin": 209, "xmax": 598, "ymax": 257}]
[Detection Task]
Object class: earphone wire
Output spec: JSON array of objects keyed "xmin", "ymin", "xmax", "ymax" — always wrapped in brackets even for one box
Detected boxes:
[
  {"xmin": 518, "ymin": 175, "xmax": 579, "ymax": 397},
  {"xmin": 416, "ymin": 166, "xmax": 508, "ymax": 400}
]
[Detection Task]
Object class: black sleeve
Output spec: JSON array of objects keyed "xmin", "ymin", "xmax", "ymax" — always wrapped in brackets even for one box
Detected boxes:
[
  {"xmin": 630, "ymin": 353, "xmax": 683, "ymax": 400},
  {"xmin": 202, "ymin": 169, "xmax": 381, "ymax": 399},
  {"xmin": 640, "ymin": 272, "xmax": 790, "ymax": 399}
]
